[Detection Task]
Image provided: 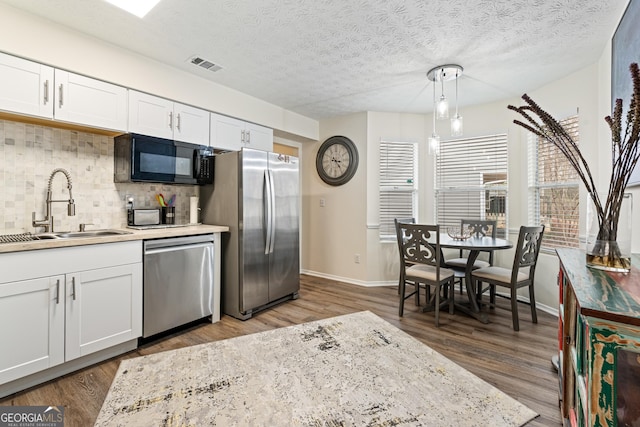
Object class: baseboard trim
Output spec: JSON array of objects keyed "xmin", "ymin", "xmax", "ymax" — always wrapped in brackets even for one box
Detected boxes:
[{"xmin": 300, "ymin": 270, "xmax": 392, "ymax": 287}]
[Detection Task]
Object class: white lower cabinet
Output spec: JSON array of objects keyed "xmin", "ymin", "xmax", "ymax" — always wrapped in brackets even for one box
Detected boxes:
[
  {"xmin": 0, "ymin": 242, "xmax": 142, "ymax": 386},
  {"xmin": 0, "ymin": 275, "xmax": 65, "ymax": 384},
  {"xmin": 65, "ymin": 264, "xmax": 142, "ymax": 361}
]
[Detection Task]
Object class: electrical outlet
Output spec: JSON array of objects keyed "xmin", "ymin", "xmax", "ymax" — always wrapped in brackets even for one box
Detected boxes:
[
  {"xmin": 320, "ymin": 198, "xmax": 325, "ymax": 207},
  {"xmin": 354, "ymin": 254, "xmax": 361, "ymax": 264}
]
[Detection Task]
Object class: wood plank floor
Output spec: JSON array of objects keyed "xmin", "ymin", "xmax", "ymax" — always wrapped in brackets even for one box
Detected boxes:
[{"xmin": 0, "ymin": 275, "xmax": 562, "ymax": 426}]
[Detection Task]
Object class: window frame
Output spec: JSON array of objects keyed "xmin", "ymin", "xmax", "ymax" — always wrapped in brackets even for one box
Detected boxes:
[
  {"xmin": 527, "ymin": 115, "xmax": 580, "ymax": 252},
  {"xmin": 378, "ymin": 140, "xmax": 418, "ymax": 241},
  {"xmin": 434, "ymin": 134, "xmax": 509, "ymax": 238}
]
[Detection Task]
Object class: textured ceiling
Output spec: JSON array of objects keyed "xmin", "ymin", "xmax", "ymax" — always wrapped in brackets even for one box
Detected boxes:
[{"xmin": 0, "ymin": 0, "xmax": 628, "ymax": 120}]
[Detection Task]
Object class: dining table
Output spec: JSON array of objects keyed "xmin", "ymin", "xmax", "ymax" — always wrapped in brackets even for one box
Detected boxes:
[{"xmin": 439, "ymin": 233, "xmax": 513, "ymax": 323}]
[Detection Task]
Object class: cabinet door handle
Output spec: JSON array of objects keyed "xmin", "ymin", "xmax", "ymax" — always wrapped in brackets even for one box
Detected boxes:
[
  {"xmin": 176, "ymin": 113, "xmax": 181, "ymax": 131},
  {"xmin": 44, "ymin": 80, "xmax": 49, "ymax": 104},
  {"xmin": 58, "ymin": 84, "xmax": 64, "ymax": 108},
  {"xmin": 168, "ymin": 112, "xmax": 173, "ymax": 129},
  {"xmin": 71, "ymin": 277, "xmax": 77, "ymax": 301},
  {"xmin": 241, "ymin": 130, "xmax": 246, "ymax": 144},
  {"xmin": 55, "ymin": 279, "xmax": 60, "ymax": 304},
  {"xmin": 246, "ymin": 130, "xmax": 250, "ymax": 144}
]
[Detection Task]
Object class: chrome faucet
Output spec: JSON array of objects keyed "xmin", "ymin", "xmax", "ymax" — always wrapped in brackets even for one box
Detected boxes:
[{"xmin": 32, "ymin": 168, "xmax": 76, "ymax": 232}]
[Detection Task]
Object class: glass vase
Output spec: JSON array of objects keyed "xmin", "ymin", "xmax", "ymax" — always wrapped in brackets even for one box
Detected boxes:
[{"xmin": 586, "ymin": 193, "xmax": 632, "ymax": 272}]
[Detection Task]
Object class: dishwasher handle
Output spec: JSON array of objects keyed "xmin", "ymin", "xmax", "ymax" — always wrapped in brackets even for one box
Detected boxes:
[
  {"xmin": 145, "ymin": 241, "xmax": 213, "ymax": 256},
  {"xmin": 144, "ymin": 234, "xmax": 214, "ymax": 251}
]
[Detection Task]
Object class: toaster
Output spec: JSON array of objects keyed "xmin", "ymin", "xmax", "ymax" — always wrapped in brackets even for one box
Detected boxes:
[{"xmin": 128, "ymin": 208, "xmax": 161, "ymax": 226}]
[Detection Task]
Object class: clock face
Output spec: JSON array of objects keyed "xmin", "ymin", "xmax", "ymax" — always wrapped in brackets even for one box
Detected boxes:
[
  {"xmin": 321, "ymin": 143, "xmax": 351, "ymax": 178},
  {"xmin": 316, "ymin": 136, "xmax": 359, "ymax": 186}
]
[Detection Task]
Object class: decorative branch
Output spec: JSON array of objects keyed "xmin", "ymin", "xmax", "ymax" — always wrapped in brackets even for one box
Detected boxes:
[{"xmin": 508, "ymin": 63, "xmax": 640, "ymax": 267}]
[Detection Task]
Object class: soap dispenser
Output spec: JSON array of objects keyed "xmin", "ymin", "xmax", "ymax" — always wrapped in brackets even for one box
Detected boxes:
[{"xmin": 126, "ymin": 196, "xmax": 134, "ymax": 226}]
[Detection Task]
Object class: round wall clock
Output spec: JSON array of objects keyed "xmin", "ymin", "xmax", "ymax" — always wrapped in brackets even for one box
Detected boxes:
[{"xmin": 315, "ymin": 136, "xmax": 359, "ymax": 186}]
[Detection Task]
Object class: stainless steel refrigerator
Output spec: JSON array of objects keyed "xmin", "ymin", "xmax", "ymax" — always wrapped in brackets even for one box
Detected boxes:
[{"xmin": 200, "ymin": 148, "xmax": 299, "ymax": 320}]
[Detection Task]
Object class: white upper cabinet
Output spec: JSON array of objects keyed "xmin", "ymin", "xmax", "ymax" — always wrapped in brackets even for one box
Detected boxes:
[
  {"xmin": 128, "ymin": 90, "xmax": 209, "ymax": 144},
  {"xmin": 244, "ymin": 121, "xmax": 274, "ymax": 152},
  {"xmin": 127, "ymin": 90, "xmax": 174, "ymax": 139},
  {"xmin": 0, "ymin": 54, "xmax": 126, "ymax": 130},
  {"xmin": 54, "ymin": 70, "xmax": 128, "ymax": 131},
  {"xmin": 174, "ymin": 102, "xmax": 210, "ymax": 144},
  {"xmin": 210, "ymin": 112, "xmax": 273, "ymax": 152},
  {"xmin": 209, "ymin": 113, "xmax": 244, "ymax": 151},
  {"xmin": 0, "ymin": 52, "xmax": 277, "ymax": 146},
  {"xmin": 0, "ymin": 52, "xmax": 54, "ymax": 119}
]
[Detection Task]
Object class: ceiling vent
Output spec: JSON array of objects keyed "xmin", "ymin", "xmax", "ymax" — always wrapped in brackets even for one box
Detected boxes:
[{"xmin": 189, "ymin": 56, "xmax": 223, "ymax": 72}]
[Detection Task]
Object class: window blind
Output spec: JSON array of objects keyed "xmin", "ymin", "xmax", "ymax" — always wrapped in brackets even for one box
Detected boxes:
[
  {"xmin": 435, "ymin": 134, "xmax": 508, "ymax": 238},
  {"xmin": 379, "ymin": 141, "xmax": 418, "ymax": 239},
  {"xmin": 528, "ymin": 115, "xmax": 580, "ymax": 250}
]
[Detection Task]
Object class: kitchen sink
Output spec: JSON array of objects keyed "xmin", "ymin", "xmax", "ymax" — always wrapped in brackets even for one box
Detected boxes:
[
  {"xmin": 0, "ymin": 229, "xmax": 133, "ymax": 244},
  {"xmin": 34, "ymin": 234, "xmax": 61, "ymax": 239},
  {"xmin": 54, "ymin": 229, "xmax": 132, "ymax": 238},
  {"xmin": 37, "ymin": 229, "xmax": 132, "ymax": 239}
]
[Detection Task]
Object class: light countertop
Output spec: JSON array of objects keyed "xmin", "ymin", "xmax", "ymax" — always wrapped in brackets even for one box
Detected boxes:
[{"xmin": 0, "ymin": 225, "xmax": 229, "ymax": 254}]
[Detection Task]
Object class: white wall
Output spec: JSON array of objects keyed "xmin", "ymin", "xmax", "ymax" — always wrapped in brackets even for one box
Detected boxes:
[
  {"xmin": 301, "ymin": 113, "xmax": 368, "ymax": 284},
  {"xmin": 365, "ymin": 112, "xmax": 428, "ymax": 284},
  {"xmin": 0, "ymin": 3, "xmax": 318, "ymax": 142},
  {"xmin": 509, "ymin": 63, "xmax": 601, "ymax": 312}
]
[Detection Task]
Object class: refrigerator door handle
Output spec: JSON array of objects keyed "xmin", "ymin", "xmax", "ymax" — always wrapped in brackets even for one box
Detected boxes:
[
  {"xmin": 268, "ymin": 169, "xmax": 276, "ymax": 254},
  {"xmin": 264, "ymin": 169, "xmax": 273, "ymax": 255}
]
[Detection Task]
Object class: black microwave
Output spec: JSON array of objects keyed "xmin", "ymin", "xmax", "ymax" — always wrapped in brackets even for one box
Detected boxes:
[{"xmin": 114, "ymin": 133, "xmax": 214, "ymax": 185}]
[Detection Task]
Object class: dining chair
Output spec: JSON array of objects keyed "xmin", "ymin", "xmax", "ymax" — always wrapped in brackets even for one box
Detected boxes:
[
  {"xmin": 471, "ymin": 225, "xmax": 545, "ymax": 331},
  {"xmin": 445, "ymin": 219, "xmax": 497, "ymax": 294},
  {"xmin": 394, "ymin": 217, "xmax": 416, "ymax": 298},
  {"xmin": 395, "ymin": 222, "xmax": 455, "ymax": 326}
]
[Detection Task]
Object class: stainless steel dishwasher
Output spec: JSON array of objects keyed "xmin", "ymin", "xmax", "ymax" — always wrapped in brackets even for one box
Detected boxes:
[{"xmin": 143, "ymin": 234, "xmax": 214, "ymax": 338}]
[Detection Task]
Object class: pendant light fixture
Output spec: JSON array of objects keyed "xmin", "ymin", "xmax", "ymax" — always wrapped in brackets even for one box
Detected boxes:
[
  {"xmin": 427, "ymin": 64, "xmax": 464, "ymax": 138},
  {"xmin": 436, "ymin": 76, "xmax": 449, "ymax": 120},
  {"xmin": 428, "ymin": 80, "xmax": 440, "ymax": 156},
  {"xmin": 450, "ymin": 68, "xmax": 463, "ymax": 136}
]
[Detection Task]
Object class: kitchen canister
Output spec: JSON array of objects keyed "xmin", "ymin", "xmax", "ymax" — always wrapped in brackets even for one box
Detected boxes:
[
  {"xmin": 161, "ymin": 206, "xmax": 175, "ymax": 224},
  {"xmin": 189, "ymin": 196, "xmax": 199, "ymax": 224}
]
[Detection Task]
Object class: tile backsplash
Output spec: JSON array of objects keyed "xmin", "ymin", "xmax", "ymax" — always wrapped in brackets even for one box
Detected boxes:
[{"xmin": 0, "ymin": 119, "xmax": 199, "ymax": 235}]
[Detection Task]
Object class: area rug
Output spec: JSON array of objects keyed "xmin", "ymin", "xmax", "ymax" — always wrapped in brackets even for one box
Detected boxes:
[{"xmin": 95, "ymin": 311, "xmax": 537, "ymax": 426}]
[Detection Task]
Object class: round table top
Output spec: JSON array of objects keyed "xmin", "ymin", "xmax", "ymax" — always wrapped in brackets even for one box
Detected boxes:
[{"xmin": 439, "ymin": 234, "xmax": 513, "ymax": 251}]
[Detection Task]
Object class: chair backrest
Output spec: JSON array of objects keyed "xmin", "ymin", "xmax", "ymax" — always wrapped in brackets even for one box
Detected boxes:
[
  {"xmin": 461, "ymin": 219, "xmax": 497, "ymax": 238},
  {"xmin": 394, "ymin": 218, "xmax": 416, "ymax": 266},
  {"xmin": 395, "ymin": 222, "xmax": 441, "ymax": 270},
  {"xmin": 395, "ymin": 218, "xmax": 415, "ymax": 226},
  {"xmin": 460, "ymin": 219, "xmax": 497, "ymax": 261},
  {"xmin": 511, "ymin": 225, "xmax": 545, "ymax": 282}
]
